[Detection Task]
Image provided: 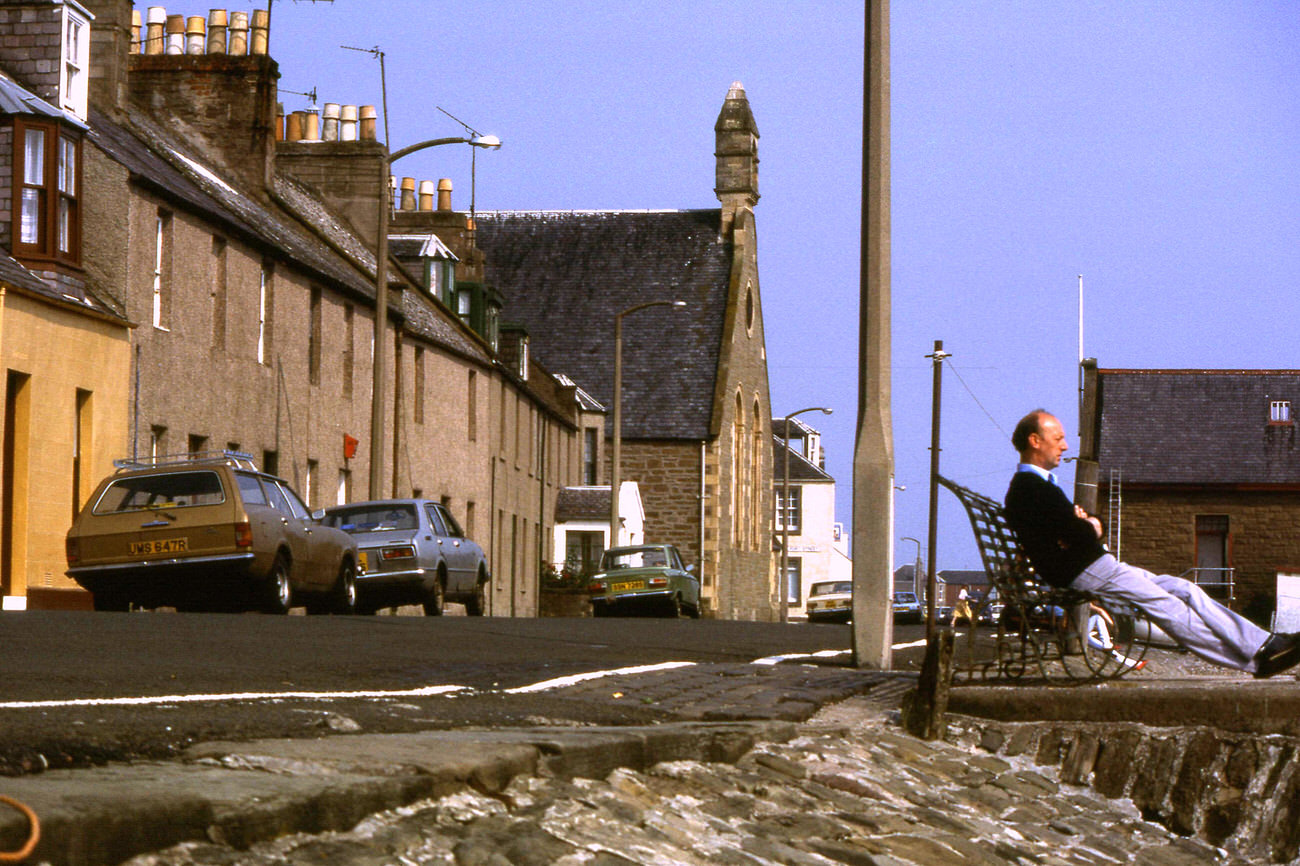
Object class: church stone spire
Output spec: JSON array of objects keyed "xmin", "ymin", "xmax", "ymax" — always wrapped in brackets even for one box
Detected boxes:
[{"xmin": 714, "ymin": 81, "xmax": 759, "ymax": 237}]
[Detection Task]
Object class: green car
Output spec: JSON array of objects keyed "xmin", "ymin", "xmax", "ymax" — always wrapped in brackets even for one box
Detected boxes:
[{"xmin": 587, "ymin": 544, "xmax": 701, "ymax": 618}]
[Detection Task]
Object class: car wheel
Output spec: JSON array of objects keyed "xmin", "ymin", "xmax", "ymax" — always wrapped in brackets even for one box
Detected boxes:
[
  {"xmin": 261, "ymin": 556, "xmax": 293, "ymax": 615},
  {"xmin": 687, "ymin": 599, "xmax": 701, "ymax": 619},
  {"xmin": 465, "ymin": 570, "xmax": 488, "ymax": 616},
  {"xmin": 591, "ymin": 603, "xmax": 609, "ymax": 617},
  {"xmin": 93, "ymin": 591, "xmax": 129, "ymax": 612},
  {"xmin": 665, "ymin": 594, "xmax": 683, "ymax": 618},
  {"xmin": 422, "ymin": 572, "xmax": 445, "ymax": 616},
  {"xmin": 329, "ymin": 559, "xmax": 358, "ymax": 614}
]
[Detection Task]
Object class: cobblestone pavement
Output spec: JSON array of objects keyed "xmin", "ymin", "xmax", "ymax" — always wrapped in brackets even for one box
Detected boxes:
[{"xmin": 122, "ymin": 684, "xmax": 1256, "ymax": 866}]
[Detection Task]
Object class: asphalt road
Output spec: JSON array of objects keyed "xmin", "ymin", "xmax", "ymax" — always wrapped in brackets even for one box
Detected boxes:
[{"xmin": 0, "ymin": 612, "xmax": 903, "ymax": 776}]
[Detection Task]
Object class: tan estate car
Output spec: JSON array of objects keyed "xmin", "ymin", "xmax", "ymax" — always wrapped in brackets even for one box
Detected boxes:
[{"xmin": 65, "ymin": 452, "xmax": 359, "ymax": 614}]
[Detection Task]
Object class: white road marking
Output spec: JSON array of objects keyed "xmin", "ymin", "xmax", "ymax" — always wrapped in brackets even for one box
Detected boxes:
[
  {"xmin": 751, "ymin": 649, "xmax": 851, "ymax": 666},
  {"xmin": 503, "ymin": 661, "xmax": 696, "ymax": 694},
  {"xmin": 891, "ymin": 639, "xmax": 928, "ymax": 650},
  {"xmin": 0, "ymin": 684, "xmax": 466, "ymax": 710}
]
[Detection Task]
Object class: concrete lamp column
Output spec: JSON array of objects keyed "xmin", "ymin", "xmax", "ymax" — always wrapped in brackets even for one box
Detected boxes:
[
  {"xmin": 370, "ymin": 134, "xmax": 501, "ymax": 499},
  {"xmin": 779, "ymin": 406, "xmax": 832, "ymax": 623},
  {"xmin": 609, "ymin": 300, "xmax": 687, "ymax": 548}
]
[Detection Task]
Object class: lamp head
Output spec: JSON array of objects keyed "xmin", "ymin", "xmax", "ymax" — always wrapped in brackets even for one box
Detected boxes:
[
  {"xmin": 470, "ymin": 134, "xmax": 502, "ymax": 149},
  {"xmin": 671, "ymin": 300, "xmax": 686, "ymax": 309}
]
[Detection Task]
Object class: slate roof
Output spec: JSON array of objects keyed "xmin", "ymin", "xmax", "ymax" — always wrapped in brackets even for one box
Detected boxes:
[
  {"xmin": 772, "ymin": 435, "xmax": 834, "ymax": 483},
  {"xmin": 556, "ymin": 486, "xmax": 611, "ymax": 522},
  {"xmin": 88, "ymin": 107, "xmax": 376, "ymax": 303},
  {"xmin": 1096, "ymin": 369, "xmax": 1300, "ymax": 485},
  {"xmin": 475, "ymin": 210, "xmax": 734, "ymax": 441}
]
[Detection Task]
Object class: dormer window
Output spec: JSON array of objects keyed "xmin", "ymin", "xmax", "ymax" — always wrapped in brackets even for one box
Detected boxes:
[
  {"xmin": 61, "ymin": 7, "xmax": 90, "ymax": 121},
  {"xmin": 1271, "ymin": 400, "xmax": 1292, "ymax": 424},
  {"xmin": 13, "ymin": 117, "xmax": 81, "ymax": 266}
]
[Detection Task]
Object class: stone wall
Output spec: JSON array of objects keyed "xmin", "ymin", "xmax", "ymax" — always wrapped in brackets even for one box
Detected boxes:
[
  {"xmin": 953, "ymin": 716, "xmax": 1300, "ymax": 863},
  {"xmin": 1100, "ymin": 488, "xmax": 1300, "ymax": 623}
]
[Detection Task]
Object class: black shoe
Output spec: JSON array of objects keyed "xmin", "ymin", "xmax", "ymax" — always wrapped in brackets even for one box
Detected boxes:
[{"xmin": 1253, "ymin": 632, "xmax": 1300, "ymax": 679}]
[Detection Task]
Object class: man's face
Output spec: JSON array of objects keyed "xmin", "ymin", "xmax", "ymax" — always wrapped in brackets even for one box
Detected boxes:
[{"xmin": 1027, "ymin": 414, "xmax": 1069, "ymax": 470}]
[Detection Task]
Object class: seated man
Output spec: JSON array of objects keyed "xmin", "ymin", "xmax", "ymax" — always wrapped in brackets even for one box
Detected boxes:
[{"xmin": 1005, "ymin": 409, "xmax": 1300, "ymax": 678}]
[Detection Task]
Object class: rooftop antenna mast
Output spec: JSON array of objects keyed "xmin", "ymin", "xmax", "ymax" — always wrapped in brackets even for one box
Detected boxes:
[
  {"xmin": 438, "ymin": 106, "xmax": 489, "ymax": 231},
  {"xmin": 341, "ymin": 45, "xmax": 390, "ymax": 149}
]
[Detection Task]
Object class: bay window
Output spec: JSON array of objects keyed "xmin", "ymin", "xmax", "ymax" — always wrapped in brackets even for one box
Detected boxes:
[{"xmin": 13, "ymin": 118, "xmax": 81, "ymax": 266}]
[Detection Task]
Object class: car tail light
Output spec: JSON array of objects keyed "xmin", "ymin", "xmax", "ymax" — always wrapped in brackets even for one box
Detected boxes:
[
  {"xmin": 381, "ymin": 546, "xmax": 415, "ymax": 560},
  {"xmin": 648, "ymin": 576, "xmax": 668, "ymax": 587},
  {"xmin": 65, "ymin": 536, "xmax": 79, "ymax": 565},
  {"xmin": 587, "ymin": 582, "xmax": 605, "ymax": 593},
  {"xmin": 234, "ymin": 521, "xmax": 253, "ymax": 548}
]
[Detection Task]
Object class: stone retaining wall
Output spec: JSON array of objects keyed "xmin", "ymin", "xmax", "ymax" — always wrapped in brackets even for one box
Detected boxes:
[{"xmin": 949, "ymin": 715, "xmax": 1300, "ymax": 863}]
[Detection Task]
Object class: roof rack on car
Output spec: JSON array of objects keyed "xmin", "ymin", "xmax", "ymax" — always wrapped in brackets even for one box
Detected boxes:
[{"xmin": 112, "ymin": 450, "xmax": 260, "ymax": 472}]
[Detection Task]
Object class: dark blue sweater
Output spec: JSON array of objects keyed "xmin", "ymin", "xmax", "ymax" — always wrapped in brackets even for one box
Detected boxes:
[{"xmin": 1004, "ymin": 471, "xmax": 1106, "ymax": 588}]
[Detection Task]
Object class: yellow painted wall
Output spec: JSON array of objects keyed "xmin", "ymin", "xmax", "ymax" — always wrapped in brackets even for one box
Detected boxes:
[{"xmin": 0, "ymin": 287, "xmax": 131, "ymax": 599}]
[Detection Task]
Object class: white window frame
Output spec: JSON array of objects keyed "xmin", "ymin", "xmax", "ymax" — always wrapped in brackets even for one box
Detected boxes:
[
  {"xmin": 1271, "ymin": 400, "xmax": 1291, "ymax": 423},
  {"xmin": 60, "ymin": 6, "xmax": 91, "ymax": 120}
]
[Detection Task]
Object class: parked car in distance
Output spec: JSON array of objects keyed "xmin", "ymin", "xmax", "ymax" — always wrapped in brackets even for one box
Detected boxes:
[
  {"xmin": 806, "ymin": 580, "xmax": 853, "ymax": 623},
  {"xmin": 66, "ymin": 452, "xmax": 358, "ymax": 614},
  {"xmin": 587, "ymin": 544, "xmax": 700, "ymax": 618},
  {"xmin": 892, "ymin": 591, "xmax": 923, "ymax": 624},
  {"xmin": 321, "ymin": 499, "xmax": 489, "ymax": 615}
]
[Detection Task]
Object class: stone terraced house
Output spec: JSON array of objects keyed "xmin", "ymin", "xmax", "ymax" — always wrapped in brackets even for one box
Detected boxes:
[
  {"xmin": 1082, "ymin": 365, "xmax": 1300, "ymax": 624},
  {"xmin": 0, "ymin": 0, "xmax": 589, "ymax": 613},
  {"xmin": 474, "ymin": 83, "xmax": 776, "ymax": 620}
]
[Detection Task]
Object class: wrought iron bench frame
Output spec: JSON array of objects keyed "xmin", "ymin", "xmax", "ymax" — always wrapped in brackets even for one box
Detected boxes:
[{"xmin": 938, "ymin": 475, "xmax": 1151, "ymax": 683}]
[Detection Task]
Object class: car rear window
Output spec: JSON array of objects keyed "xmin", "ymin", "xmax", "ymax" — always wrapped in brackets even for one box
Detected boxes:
[
  {"xmin": 811, "ymin": 582, "xmax": 853, "ymax": 596},
  {"xmin": 324, "ymin": 505, "xmax": 418, "ymax": 532},
  {"xmin": 601, "ymin": 548, "xmax": 669, "ymax": 570},
  {"xmin": 92, "ymin": 471, "xmax": 226, "ymax": 514}
]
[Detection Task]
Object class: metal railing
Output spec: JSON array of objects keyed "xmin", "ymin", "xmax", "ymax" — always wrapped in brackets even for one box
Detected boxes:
[{"xmin": 1180, "ymin": 567, "xmax": 1235, "ymax": 605}]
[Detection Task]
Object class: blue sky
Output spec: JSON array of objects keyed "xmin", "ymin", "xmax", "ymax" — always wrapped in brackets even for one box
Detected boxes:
[{"xmin": 267, "ymin": 2, "xmax": 1300, "ymax": 573}]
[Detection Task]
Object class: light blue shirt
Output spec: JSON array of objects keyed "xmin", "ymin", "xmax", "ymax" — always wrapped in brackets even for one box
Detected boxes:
[{"xmin": 1017, "ymin": 463, "xmax": 1058, "ymax": 487}]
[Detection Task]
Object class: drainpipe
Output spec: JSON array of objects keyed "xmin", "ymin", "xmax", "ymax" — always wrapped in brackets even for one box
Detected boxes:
[{"xmin": 700, "ymin": 441, "xmax": 707, "ymax": 607}]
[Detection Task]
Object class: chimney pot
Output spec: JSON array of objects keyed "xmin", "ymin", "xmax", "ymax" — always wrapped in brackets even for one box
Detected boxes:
[
  {"xmin": 131, "ymin": 9, "xmax": 142, "ymax": 54},
  {"xmin": 227, "ymin": 11, "xmax": 248, "ymax": 54},
  {"xmin": 145, "ymin": 7, "xmax": 166, "ymax": 55},
  {"xmin": 166, "ymin": 15, "xmax": 186, "ymax": 55},
  {"xmin": 418, "ymin": 180, "xmax": 436, "ymax": 211},
  {"xmin": 359, "ymin": 105, "xmax": 377, "ymax": 141},
  {"xmin": 400, "ymin": 177, "xmax": 417, "ymax": 211},
  {"xmin": 304, "ymin": 108, "xmax": 320, "ymax": 141},
  {"xmin": 286, "ymin": 111, "xmax": 304, "ymax": 142},
  {"xmin": 185, "ymin": 17, "xmax": 206, "ymax": 54},
  {"xmin": 206, "ymin": 9, "xmax": 228, "ymax": 53},
  {"xmin": 437, "ymin": 178, "xmax": 453, "ymax": 212},
  {"xmin": 250, "ymin": 9, "xmax": 269, "ymax": 55},
  {"xmin": 275, "ymin": 102, "xmax": 285, "ymax": 141},
  {"xmin": 340, "ymin": 105, "xmax": 358, "ymax": 141},
  {"xmin": 322, "ymin": 103, "xmax": 340, "ymax": 141}
]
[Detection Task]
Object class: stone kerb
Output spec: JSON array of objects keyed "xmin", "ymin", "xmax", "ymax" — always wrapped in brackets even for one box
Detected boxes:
[{"xmin": 950, "ymin": 715, "xmax": 1300, "ymax": 863}]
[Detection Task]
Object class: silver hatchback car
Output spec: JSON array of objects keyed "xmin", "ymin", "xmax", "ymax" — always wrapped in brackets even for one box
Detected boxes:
[{"xmin": 321, "ymin": 499, "xmax": 489, "ymax": 615}]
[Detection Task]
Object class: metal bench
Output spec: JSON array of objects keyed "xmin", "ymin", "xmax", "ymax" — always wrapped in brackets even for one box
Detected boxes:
[{"xmin": 938, "ymin": 475, "xmax": 1151, "ymax": 682}]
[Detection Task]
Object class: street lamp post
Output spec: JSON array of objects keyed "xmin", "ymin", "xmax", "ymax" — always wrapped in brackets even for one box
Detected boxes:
[
  {"xmin": 370, "ymin": 134, "xmax": 502, "ymax": 498},
  {"xmin": 900, "ymin": 536, "xmax": 922, "ymax": 597},
  {"xmin": 779, "ymin": 406, "xmax": 832, "ymax": 623},
  {"xmin": 609, "ymin": 300, "xmax": 687, "ymax": 547}
]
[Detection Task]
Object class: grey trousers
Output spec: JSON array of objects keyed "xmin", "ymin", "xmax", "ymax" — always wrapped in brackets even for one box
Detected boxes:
[{"xmin": 1073, "ymin": 554, "xmax": 1269, "ymax": 673}]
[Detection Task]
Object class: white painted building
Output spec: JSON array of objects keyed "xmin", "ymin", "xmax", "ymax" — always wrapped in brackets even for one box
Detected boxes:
[
  {"xmin": 773, "ymin": 418, "xmax": 851, "ymax": 619},
  {"xmin": 550, "ymin": 482, "xmax": 645, "ymax": 579}
]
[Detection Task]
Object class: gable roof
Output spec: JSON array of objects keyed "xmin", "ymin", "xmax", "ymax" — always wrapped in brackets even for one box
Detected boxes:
[
  {"xmin": 1096, "ymin": 369, "xmax": 1300, "ymax": 485},
  {"xmin": 475, "ymin": 210, "xmax": 733, "ymax": 441},
  {"xmin": 556, "ymin": 486, "xmax": 611, "ymax": 522},
  {"xmin": 772, "ymin": 435, "xmax": 834, "ymax": 483}
]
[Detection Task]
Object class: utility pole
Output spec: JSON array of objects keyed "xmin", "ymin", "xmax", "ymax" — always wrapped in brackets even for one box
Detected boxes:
[
  {"xmin": 851, "ymin": 0, "xmax": 893, "ymax": 669},
  {"xmin": 924, "ymin": 340, "xmax": 949, "ymax": 640}
]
